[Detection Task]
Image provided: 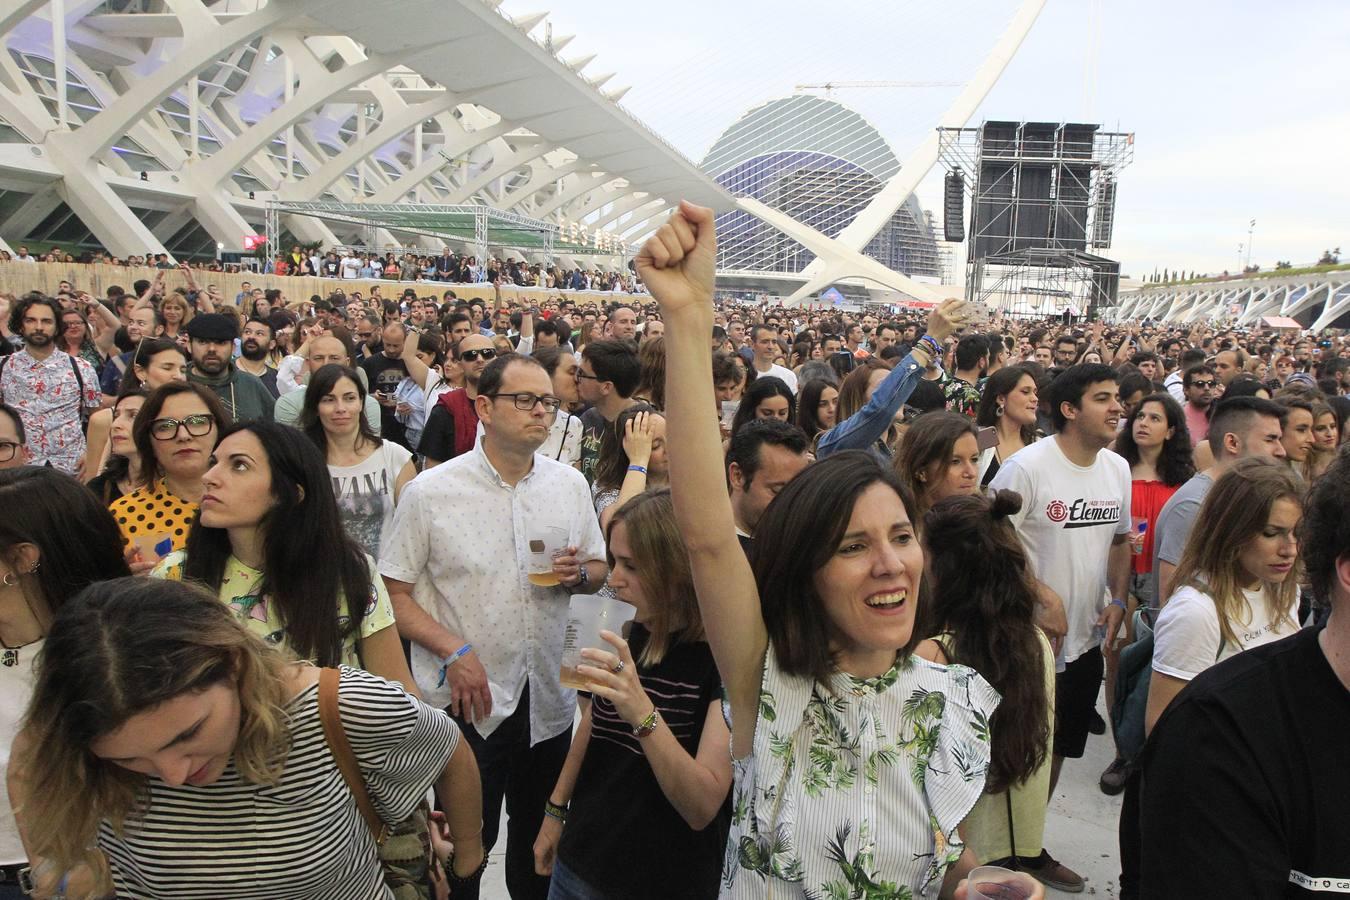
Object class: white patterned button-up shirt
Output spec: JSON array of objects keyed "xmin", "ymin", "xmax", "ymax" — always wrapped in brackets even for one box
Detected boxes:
[
  {"xmin": 0, "ymin": 347, "xmax": 100, "ymax": 473},
  {"xmin": 379, "ymin": 440, "xmax": 606, "ymax": 744}
]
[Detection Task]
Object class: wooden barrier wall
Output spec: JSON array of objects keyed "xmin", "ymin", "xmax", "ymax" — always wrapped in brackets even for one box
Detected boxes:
[{"xmin": 0, "ymin": 260, "xmax": 637, "ymax": 309}]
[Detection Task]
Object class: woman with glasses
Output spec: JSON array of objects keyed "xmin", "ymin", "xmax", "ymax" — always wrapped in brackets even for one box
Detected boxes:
[
  {"xmin": 109, "ymin": 382, "xmax": 228, "ymax": 573},
  {"xmin": 0, "ymin": 404, "xmax": 27, "ymax": 470},
  {"xmin": 81, "ymin": 339, "xmax": 187, "ymax": 482},
  {"xmin": 56, "ymin": 309, "xmax": 104, "ymax": 372},
  {"xmin": 300, "ymin": 365, "xmax": 415, "ymax": 560}
]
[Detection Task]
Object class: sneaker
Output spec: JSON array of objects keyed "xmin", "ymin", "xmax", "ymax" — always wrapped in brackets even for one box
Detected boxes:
[
  {"xmin": 1099, "ymin": 757, "xmax": 1130, "ymax": 795},
  {"xmin": 1022, "ymin": 850, "xmax": 1086, "ymax": 893},
  {"xmin": 1088, "ymin": 710, "xmax": 1107, "ymax": 735}
]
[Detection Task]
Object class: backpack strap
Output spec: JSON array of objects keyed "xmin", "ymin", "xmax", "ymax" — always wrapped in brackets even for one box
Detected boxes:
[
  {"xmin": 317, "ymin": 667, "xmax": 389, "ymax": 846},
  {"xmin": 67, "ymin": 354, "xmax": 90, "ymax": 422}
]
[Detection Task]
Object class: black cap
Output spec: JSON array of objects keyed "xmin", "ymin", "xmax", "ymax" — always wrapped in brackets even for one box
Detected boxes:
[{"xmin": 185, "ymin": 313, "xmax": 239, "ymax": 341}]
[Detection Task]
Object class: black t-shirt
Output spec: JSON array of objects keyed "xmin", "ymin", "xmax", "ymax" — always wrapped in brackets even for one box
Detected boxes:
[
  {"xmin": 417, "ymin": 403, "xmax": 462, "ymax": 462},
  {"xmin": 360, "ymin": 354, "xmax": 409, "ymax": 447},
  {"xmin": 578, "ymin": 406, "xmax": 604, "ymax": 487},
  {"xmin": 1140, "ymin": 625, "xmax": 1350, "ymax": 896},
  {"xmin": 559, "ymin": 624, "xmax": 729, "ymax": 899},
  {"xmin": 322, "ymin": 259, "xmax": 340, "ymax": 277}
]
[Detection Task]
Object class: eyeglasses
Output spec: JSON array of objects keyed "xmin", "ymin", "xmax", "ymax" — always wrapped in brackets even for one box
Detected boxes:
[
  {"xmin": 0, "ymin": 440, "xmax": 20, "ymax": 462},
  {"xmin": 150, "ymin": 414, "xmax": 215, "ymax": 440},
  {"xmin": 460, "ymin": 348, "xmax": 497, "ymax": 362},
  {"xmin": 488, "ymin": 392, "xmax": 562, "ymax": 413},
  {"xmin": 1189, "ymin": 380, "xmax": 1217, "ymax": 389},
  {"xmin": 575, "ymin": 370, "xmax": 602, "ymax": 381}
]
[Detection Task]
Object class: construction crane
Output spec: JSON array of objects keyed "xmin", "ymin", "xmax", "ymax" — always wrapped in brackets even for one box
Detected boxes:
[{"xmin": 794, "ymin": 80, "xmax": 964, "ymax": 97}]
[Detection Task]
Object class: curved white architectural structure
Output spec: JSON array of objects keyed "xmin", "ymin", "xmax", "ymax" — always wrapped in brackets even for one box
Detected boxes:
[{"xmin": 0, "ymin": 0, "xmax": 731, "ymax": 263}]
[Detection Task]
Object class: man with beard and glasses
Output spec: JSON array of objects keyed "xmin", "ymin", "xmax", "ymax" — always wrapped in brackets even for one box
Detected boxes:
[
  {"xmin": 236, "ymin": 318, "xmax": 280, "ymax": 398},
  {"xmin": 184, "ymin": 313, "xmax": 274, "ymax": 424},
  {"xmin": 0, "ymin": 295, "xmax": 100, "ymax": 473}
]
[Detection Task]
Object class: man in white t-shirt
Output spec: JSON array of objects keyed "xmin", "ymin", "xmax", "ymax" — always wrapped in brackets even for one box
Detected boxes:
[
  {"xmin": 749, "ymin": 324, "xmax": 798, "ymax": 394},
  {"xmin": 989, "ymin": 362, "xmax": 1132, "ymax": 892},
  {"xmin": 339, "ymin": 252, "xmax": 361, "ymax": 280}
]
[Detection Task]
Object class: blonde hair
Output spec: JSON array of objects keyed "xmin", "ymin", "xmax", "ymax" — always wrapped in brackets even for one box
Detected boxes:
[
  {"xmin": 1172, "ymin": 457, "xmax": 1302, "ymax": 647},
  {"xmin": 160, "ymin": 292, "xmax": 194, "ymax": 324},
  {"xmin": 15, "ymin": 578, "xmax": 293, "ymax": 888},
  {"xmin": 605, "ymin": 489, "xmax": 704, "ymax": 666}
]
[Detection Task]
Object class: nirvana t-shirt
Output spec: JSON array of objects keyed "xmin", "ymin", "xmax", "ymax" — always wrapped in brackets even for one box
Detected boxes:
[
  {"xmin": 989, "ymin": 437, "xmax": 1131, "ymax": 665},
  {"xmin": 1141, "ymin": 626, "xmax": 1350, "ymax": 896},
  {"xmin": 558, "ymin": 624, "xmax": 729, "ymax": 899},
  {"xmin": 329, "ymin": 440, "xmax": 413, "ymax": 559}
]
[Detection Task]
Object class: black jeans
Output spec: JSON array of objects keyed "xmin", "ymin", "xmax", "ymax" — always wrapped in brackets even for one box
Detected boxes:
[
  {"xmin": 452, "ymin": 681, "xmax": 571, "ymax": 900},
  {"xmin": 1117, "ymin": 766, "xmax": 1143, "ymax": 900}
]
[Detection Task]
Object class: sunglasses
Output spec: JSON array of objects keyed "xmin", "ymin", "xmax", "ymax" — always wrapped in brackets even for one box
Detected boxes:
[
  {"xmin": 1189, "ymin": 381, "xmax": 1217, "ymax": 389},
  {"xmin": 460, "ymin": 348, "xmax": 497, "ymax": 362}
]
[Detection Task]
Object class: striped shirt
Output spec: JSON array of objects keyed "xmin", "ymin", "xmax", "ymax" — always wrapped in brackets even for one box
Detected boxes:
[{"xmin": 98, "ymin": 667, "xmax": 459, "ymax": 899}]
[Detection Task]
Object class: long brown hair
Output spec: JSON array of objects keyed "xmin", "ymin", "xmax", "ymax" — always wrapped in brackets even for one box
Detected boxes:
[
  {"xmin": 894, "ymin": 410, "xmax": 979, "ymax": 520},
  {"xmin": 919, "ymin": 490, "xmax": 1050, "ymax": 792},
  {"xmin": 834, "ymin": 357, "xmax": 892, "ymax": 424},
  {"xmin": 15, "ymin": 578, "xmax": 292, "ymax": 889},
  {"xmin": 1172, "ymin": 457, "xmax": 1302, "ymax": 646},
  {"xmin": 606, "ymin": 489, "xmax": 703, "ymax": 666}
]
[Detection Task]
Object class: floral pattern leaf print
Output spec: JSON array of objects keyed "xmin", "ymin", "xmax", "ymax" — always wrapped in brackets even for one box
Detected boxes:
[{"xmin": 723, "ymin": 652, "xmax": 999, "ymax": 900}]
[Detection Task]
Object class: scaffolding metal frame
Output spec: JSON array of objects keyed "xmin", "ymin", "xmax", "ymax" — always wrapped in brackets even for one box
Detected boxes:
[{"xmin": 937, "ymin": 123, "xmax": 1133, "ymax": 316}]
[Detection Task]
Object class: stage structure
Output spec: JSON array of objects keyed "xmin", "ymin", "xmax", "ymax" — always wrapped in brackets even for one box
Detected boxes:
[
  {"xmin": 264, "ymin": 200, "xmax": 620, "ymax": 265},
  {"xmin": 938, "ymin": 122, "xmax": 1133, "ymax": 318}
]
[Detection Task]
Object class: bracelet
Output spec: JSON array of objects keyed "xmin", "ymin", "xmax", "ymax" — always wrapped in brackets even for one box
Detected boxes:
[
  {"xmin": 918, "ymin": 334, "xmax": 942, "ymax": 357},
  {"xmin": 544, "ymin": 799, "xmax": 569, "ymax": 823},
  {"xmin": 627, "ymin": 464, "xmax": 648, "ymax": 474},
  {"xmin": 1109, "ymin": 598, "xmax": 1127, "ymax": 610},
  {"xmin": 435, "ymin": 644, "xmax": 473, "ymax": 688},
  {"xmin": 632, "ymin": 707, "xmax": 660, "ymax": 738},
  {"xmin": 444, "ymin": 850, "xmax": 489, "ymax": 886}
]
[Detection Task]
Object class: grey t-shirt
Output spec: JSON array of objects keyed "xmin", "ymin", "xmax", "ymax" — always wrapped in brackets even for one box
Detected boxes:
[{"xmin": 1151, "ymin": 471, "xmax": 1214, "ymax": 602}]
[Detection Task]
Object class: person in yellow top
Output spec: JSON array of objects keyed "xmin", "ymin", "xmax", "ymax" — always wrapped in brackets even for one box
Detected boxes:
[
  {"xmin": 111, "ymin": 382, "xmax": 229, "ymax": 574},
  {"xmin": 150, "ymin": 420, "xmax": 410, "ymax": 681}
]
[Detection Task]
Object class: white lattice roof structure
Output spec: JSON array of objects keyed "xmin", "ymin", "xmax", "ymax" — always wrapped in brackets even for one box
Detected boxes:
[{"xmin": 0, "ymin": 0, "xmax": 732, "ymax": 263}]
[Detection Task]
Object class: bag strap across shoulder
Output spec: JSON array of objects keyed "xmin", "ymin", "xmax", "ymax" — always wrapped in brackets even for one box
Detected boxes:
[{"xmin": 317, "ymin": 667, "xmax": 389, "ymax": 846}]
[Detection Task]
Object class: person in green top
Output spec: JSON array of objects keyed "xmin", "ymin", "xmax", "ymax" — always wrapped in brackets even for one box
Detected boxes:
[{"xmin": 152, "ymin": 420, "xmax": 410, "ymax": 681}]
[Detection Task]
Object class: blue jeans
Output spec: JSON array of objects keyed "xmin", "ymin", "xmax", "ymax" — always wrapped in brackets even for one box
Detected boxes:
[{"xmin": 547, "ymin": 859, "xmax": 608, "ymax": 900}]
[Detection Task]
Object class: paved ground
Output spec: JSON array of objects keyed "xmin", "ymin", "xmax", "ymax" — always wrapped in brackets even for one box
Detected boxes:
[{"xmin": 478, "ymin": 695, "xmax": 1124, "ymax": 899}]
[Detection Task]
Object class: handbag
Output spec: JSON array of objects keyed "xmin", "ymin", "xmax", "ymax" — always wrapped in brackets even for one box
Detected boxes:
[{"xmin": 318, "ymin": 668, "xmax": 435, "ymax": 900}]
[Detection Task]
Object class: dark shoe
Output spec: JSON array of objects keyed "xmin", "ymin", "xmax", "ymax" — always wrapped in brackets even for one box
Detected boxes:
[
  {"xmin": 1088, "ymin": 709, "xmax": 1107, "ymax": 735},
  {"xmin": 1022, "ymin": 850, "xmax": 1085, "ymax": 893},
  {"xmin": 1099, "ymin": 757, "xmax": 1130, "ymax": 795}
]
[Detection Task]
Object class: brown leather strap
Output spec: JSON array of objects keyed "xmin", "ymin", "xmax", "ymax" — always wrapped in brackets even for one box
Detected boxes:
[{"xmin": 318, "ymin": 667, "xmax": 389, "ymax": 846}]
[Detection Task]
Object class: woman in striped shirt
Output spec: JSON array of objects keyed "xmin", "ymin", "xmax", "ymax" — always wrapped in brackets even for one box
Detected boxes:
[
  {"xmin": 532, "ymin": 490, "xmax": 732, "ymax": 899},
  {"xmin": 9, "ymin": 577, "xmax": 484, "ymax": 899}
]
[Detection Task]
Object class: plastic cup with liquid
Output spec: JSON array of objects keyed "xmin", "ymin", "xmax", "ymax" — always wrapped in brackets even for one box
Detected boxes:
[
  {"xmin": 967, "ymin": 866, "xmax": 1039, "ymax": 900},
  {"xmin": 558, "ymin": 594, "xmax": 636, "ymax": 690},
  {"xmin": 527, "ymin": 526, "xmax": 570, "ymax": 587},
  {"xmin": 1130, "ymin": 516, "xmax": 1148, "ymax": 555}
]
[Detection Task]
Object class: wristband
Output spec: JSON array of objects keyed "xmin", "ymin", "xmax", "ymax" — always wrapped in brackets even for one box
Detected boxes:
[
  {"xmin": 633, "ymin": 708, "xmax": 660, "ymax": 738},
  {"xmin": 627, "ymin": 464, "xmax": 648, "ymax": 474},
  {"xmin": 918, "ymin": 334, "xmax": 942, "ymax": 357},
  {"xmin": 1109, "ymin": 598, "xmax": 1127, "ymax": 610},
  {"xmin": 544, "ymin": 799, "xmax": 569, "ymax": 823},
  {"xmin": 435, "ymin": 644, "xmax": 473, "ymax": 688}
]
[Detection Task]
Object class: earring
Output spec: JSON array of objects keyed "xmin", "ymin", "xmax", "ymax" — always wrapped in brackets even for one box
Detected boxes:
[
  {"xmin": 28, "ymin": 561, "xmax": 39, "ymax": 574},
  {"xmin": 996, "ymin": 402, "xmax": 1005, "ymax": 417},
  {"xmin": 1, "ymin": 573, "xmax": 16, "ymax": 587}
]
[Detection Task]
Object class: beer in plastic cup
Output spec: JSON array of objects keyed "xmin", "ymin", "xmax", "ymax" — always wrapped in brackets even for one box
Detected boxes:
[
  {"xmin": 967, "ymin": 866, "xmax": 1038, "ymax": 900},
  {"xmin": 527, "ymin": 526, "xmax": 570, "ymax": 587},
  {"xmin": 132, "ymin": 533, "xmax": 174, "ymax": 565},
  {"xmin": 559, "ymin": 594, "xmax": 636, "ymax": 690}
]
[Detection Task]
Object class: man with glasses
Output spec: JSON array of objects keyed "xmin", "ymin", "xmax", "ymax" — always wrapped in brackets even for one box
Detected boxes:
[
  {"xmin": 0, "ymin": 296, "xmax": 100, "ymax": 474},
  {"xmin": 380, "ymin": 352, "xmax": 606, "ymax": 900},
  {"xmin": 575, "ymin": 340, "xmax": 640, "ymax": 486},
  {"xmin": 1181, "ymin": 364, "xmax": 1218, "ymax": 444},
  {"xmin": 418, "ymin": 334, "xmax": 497, "ymax": 468}
]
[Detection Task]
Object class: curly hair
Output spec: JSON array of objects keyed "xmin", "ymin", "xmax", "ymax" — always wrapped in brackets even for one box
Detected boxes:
[{"xmin": 1113, "ymin": 393, "xmax": 1195, "ymax": 487}]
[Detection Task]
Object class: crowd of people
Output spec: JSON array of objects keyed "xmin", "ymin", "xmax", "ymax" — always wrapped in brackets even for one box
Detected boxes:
[
  {"xmin": 0, "ymin": 201, "xmax": 1346, "ymax": 900},
  {"xmin": 1, "ymin": 242, "xmax": 642, "ymax": 294}
]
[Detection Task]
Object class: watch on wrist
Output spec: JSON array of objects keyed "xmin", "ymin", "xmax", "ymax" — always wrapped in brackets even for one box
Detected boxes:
[{"xmin": 571, "ymin": 564, "xmax": 589, "ymax": 588}]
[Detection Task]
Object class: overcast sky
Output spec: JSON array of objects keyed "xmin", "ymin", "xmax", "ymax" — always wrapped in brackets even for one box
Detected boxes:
[{"xmin": 503, "ymin": 0, "xmax": 1349, "ymax": 280}]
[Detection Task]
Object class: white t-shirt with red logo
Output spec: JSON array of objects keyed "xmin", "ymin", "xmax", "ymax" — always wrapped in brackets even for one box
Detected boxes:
[{"xmin": 990, "ymin": 436, "xmax": 1132, "ymax": 665}]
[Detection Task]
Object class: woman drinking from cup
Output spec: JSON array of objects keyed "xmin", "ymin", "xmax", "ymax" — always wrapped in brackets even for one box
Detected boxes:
[{"xmin": 532, "ymin": 491, "xmax": 731, "ymax": 899}]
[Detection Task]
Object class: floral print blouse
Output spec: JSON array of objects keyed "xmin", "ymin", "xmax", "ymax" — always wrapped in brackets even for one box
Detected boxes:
[{"xmin": 722, "ymin": 651, "xmax": 999, "ymax": 900}]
